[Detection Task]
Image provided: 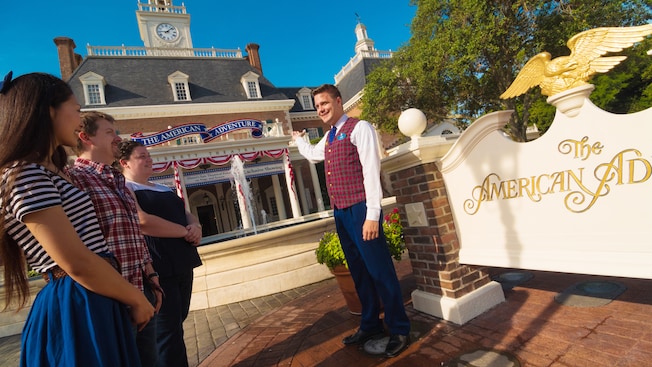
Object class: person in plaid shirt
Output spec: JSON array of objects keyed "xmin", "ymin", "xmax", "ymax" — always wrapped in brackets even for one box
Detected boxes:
[{"xmin": 69, "ymin": 111, "xmax": 200, "ymax": 367}]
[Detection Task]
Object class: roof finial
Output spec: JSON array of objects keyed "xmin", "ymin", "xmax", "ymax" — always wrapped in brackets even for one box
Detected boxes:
[{"xmin": 355, "ymin": 12, "xmax": 361, "ymax": 24}]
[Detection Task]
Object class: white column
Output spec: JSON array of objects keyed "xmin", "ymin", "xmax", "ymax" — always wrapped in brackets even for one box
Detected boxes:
[
  {"xmin": 283, "ymin": 152, "xmax": 302, "ymax": 218},
  {"xmin": 309, "ymin": 162, "xmax": 325, "ymax": 212},
  {"xmin": 251, "ymin": 179, "xmax": 263, "ymax": 224},
  {"xmin": 272, "ymin": 175, "xmax": 287, "ymax": 220},
  {"xmin": 295, "ymin": 164, "xmax": 308, "ymax": 215}
]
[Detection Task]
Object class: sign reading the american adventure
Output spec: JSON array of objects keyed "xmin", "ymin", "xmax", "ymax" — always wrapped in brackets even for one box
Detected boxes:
[{"xmin": 131, "ymin": 119, "xmax": 265, "ymax": 146}]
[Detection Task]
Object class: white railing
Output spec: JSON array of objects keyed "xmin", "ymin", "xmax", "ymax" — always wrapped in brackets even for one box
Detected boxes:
[
  {"xmin": 86, "ymin": 45, "xmax": 243, "ymax": 59},
  {"xmin": 137, "ymin": 1, "xmax": 186, "ymax": 14},
  {"xmin": 334, "ymin": 49, "xmax": 393, "ymax": 83}
]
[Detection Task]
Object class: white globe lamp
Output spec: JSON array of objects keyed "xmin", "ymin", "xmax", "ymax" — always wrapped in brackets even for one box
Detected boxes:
[{"xmin": 398, "ymin": 108, "xmax": 427, "ymax": 139}]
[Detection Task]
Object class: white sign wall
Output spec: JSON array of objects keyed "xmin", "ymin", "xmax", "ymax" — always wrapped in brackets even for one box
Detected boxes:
[{"xmin": 438, "ymin": 91, "xmax": 651, "ymax": 279}]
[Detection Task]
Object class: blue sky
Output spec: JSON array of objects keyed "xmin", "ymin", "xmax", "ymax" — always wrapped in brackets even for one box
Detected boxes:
[{"xmin": 2, "ymin": 1, "xmax": 416, "ymax": 87}]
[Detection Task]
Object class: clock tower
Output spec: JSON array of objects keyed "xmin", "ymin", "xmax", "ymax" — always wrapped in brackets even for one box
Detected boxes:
[{"xmin": 136, "ymin": 0, "xmax": 193, "ymax": 49}]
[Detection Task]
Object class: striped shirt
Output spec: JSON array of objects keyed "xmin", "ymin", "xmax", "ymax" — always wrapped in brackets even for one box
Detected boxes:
[
  {"xmin": 1, "ymin": 163, "xmax": 109, "ymax": 273},
  {"xmin": 68, "ymin": 158, "xmax": 151, "ymax": 291}
]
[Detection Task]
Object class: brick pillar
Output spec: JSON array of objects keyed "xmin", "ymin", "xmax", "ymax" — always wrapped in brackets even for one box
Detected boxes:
[
  {"xmin": 53, "ymin": 37, "xmax": 78, "ymax": 81},
  {"xmin": 391, "ymin": 162, "xmax": 491, "ymax": 297},
  {"xmin": 384, "ymin": 151, "xmax": 504, "ymax": 324}
]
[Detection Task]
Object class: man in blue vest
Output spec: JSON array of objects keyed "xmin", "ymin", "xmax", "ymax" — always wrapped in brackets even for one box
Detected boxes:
[{"xmin": 292, "ymin": 84, "xmax": 410, "ymax": 357}]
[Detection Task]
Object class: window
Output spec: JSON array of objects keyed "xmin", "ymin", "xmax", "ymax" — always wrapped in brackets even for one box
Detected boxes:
[
  {"xmin": 306, "ymin": 127, "xmax": 322, "ymax": 141},
  {"xmin": 247, "ymin": 81, "xmax": 258, "ymax": 98},
  {"xmin": 87, "ymin": 84, "xmax": 102, "ymax": 104},
  {"xmin": 241, "ymin": 71, "xmax": 262, "ymax": 99},
  {"xmin": 302, "ymin": 95, "xmax": 312, "ymax": 108},
  {"xmin": 168, "ymin": 71, "xmax": 191, "ymax": 102},
  {"xmin": 297, "ymin": 88, "xmax": 313, "ymax": 110},
  {"xmin": 79, "ymin": 72, "xmax": 106, "ymax": 106},
  {"xmin": 175, "ymin": 82, "xmax": 188, "ymax": 101}
]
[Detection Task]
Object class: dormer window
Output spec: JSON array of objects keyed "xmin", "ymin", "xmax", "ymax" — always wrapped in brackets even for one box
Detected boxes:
[
  {"xmin": 241, "ymin": 71, "xmax": 262, "ymax": 99},
  {"xmin": 79, "ymin": 72, "xmax": 107, "ymax": 106},
  {"xmin": 297, "ymin": 87, "xmax": 313, "ymax": 110},
  {"xmin": 168, "ymin": 71, "xmax": 191, "ymax": 102}
]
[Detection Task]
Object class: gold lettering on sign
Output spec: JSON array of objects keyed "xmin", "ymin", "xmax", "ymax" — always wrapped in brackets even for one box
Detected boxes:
[
  {"xmin": 558, "ymin": 136, "xmax": 603, "ymax": 160},
  {"xmin": 464, "ymin": 137, "xmax": 651, "ymax": 215},
  {"xmin": 566, "ymin": 149, "xmax": 652, "ymax": 213},
  {"xmin": 464, "ymin": 169, "xmax": 585, "ymax": 215}
]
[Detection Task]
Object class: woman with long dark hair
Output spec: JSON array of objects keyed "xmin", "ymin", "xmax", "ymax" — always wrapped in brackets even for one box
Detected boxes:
[{"xmin": 0, "ymin": 72, "xmax": 154, "ymax": 366}]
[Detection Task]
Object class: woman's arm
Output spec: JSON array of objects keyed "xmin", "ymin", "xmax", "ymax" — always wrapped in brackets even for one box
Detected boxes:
[
  {"xmin": 131, "ymin": 193, "xmax": 188, "ymax": 238},
  {"xmin": 184, "ymin": 210, "xmax": 202, "ymax": 245},
  {"xmin": 131, "ymin": 190, "xmax": 201, "ymax": 245},
  {"xmin": 24, "ymin": 206, "xmax": 154, "ymax": 330}
]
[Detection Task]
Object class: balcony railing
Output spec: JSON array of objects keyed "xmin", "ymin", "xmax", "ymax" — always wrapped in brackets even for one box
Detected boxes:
[
  {"xmin": 137, "ymin": 1, "xmax": 186, "ymax": 14},
  {"xmin": 86, "ymin": 45, "xmax": 243, "ymax": 59}
]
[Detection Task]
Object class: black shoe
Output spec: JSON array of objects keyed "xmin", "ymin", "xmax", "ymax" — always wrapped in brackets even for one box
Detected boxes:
[
  {"xmin": 342, "ymin": 328, "xmax": 385, "ymax": 345},
  {"xmin": 385, "ymin": 334, "xmax": 410, "ymax": 357}
]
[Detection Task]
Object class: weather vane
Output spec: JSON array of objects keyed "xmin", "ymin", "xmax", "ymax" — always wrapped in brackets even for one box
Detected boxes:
[{"xmin": 501, "ymin": 24, "xmax": 652, "ymax": 99}]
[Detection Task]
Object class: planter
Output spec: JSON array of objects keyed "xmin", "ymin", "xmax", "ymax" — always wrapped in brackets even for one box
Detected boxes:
[{"xmin": 330, "ymin": 265, "xmax": 362, "ymax": 315}]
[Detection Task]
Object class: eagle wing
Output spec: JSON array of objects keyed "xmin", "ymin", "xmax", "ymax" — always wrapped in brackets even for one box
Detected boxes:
[
  {"xmin": 568, "ymin": 24, "xmax": 652, "ymax": 80},
  {"xmin": 500, "ymin": 52, "xmax": 550, "ymax": 99}
]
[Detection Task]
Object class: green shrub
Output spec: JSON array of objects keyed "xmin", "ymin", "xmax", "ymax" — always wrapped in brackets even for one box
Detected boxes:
[
  {"xmin": 315, "ymin": 208, "xmax": 406, "ymax": 269},
  {"xmin": 315, "ymin": 231, "xmax": 347, "ymax": 269}
]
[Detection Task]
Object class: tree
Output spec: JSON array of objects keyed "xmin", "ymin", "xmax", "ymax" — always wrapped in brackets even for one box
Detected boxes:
[
  {"xmin": 590, "ymin": 37, "xmax": 652, "ymax": 114},
  {"xmin": 361, "ymin": 0, "xmax": 652, "ymax": 141}
]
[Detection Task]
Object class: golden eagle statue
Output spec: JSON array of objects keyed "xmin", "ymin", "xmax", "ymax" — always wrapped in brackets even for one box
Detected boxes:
[{"xmin": 500, "ymin": 24, "xmax": 652, "ymax": 99}]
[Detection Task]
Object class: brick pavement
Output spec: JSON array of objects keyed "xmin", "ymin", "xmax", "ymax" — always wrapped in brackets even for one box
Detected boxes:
[
  {"xmin": 184, "ymin": 281, "xmax": 333, "ymax": 366},
  {"xmin": 199, "ymin": 260, "xmax": 652, "ymax": 367},
  {"xmin": 2, "ymin": 260, "xmax": 651, "ymax": 367},
  {"xmin": 0, "ymin": 280, "xmax": 332, "ymax": 367}
]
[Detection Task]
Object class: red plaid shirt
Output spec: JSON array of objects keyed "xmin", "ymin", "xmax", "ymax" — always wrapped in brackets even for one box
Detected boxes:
[{"xmin": 68, "ymin": 158, "xmax": 152, "ymax": 291}]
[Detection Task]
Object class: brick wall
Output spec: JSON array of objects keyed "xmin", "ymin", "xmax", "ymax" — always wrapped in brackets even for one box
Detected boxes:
[{"xmin": 389, "ymin": 162, "xmax": 491, "ymax": 299}]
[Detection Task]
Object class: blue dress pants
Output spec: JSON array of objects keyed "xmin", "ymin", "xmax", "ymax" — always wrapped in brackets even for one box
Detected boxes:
[
  {"xmin": 156, "ymin": 271, "xmax": 194, "ymax": 367},
  {"xmin": 135, "ymin": 283, "xmax": 158, "ymax": 367},
  {"xmin": 334, "ymin": 202, "xmax": 410, "ymax": 336}
]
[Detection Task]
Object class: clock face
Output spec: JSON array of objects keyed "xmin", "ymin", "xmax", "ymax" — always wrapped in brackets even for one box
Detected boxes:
[{"xmin": 156, "ymin": 23, "xmax": 179, "ymax": 41}]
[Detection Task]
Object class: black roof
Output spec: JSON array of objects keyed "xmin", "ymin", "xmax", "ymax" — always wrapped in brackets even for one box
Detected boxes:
[
  {"xmin": 277, "ymin": 56, "xmax": 386, "ymax": 113},
  {"xmin": 276, "ymin": 87, "xmax": 320, "ymax": 112},
  {"xmin": 335, "ymin": 58, "xmax": 385, "ymax": 103},
  {"xmin": 68, "ymin": 56, "xmax": 290, "ymax": 107}
]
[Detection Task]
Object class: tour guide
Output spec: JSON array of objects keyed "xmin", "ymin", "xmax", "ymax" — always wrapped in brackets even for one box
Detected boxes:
[{"xmin": 292, "ymin": 84, "xmax": 410, "ymax": 358}]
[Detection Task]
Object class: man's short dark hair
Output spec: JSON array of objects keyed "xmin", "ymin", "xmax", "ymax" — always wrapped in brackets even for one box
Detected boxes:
[{"xmin": 312, "ymin": 84, "xmax": 341, "ymax": 99}]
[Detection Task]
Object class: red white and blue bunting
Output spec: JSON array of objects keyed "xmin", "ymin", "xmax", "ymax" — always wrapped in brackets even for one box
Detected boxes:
[{"xmin": 151, "ymin": 148, "xmax": 288, "ymax": 173}]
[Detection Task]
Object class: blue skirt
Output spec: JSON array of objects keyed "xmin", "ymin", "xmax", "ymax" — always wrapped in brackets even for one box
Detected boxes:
[{"xmin": 21, "ymin": 275, "xmax": 141, "ymax": 367}]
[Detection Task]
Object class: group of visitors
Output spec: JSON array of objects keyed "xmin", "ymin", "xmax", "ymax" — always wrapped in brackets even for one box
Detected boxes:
[
  {"xmin": 0, "ymin": 71, "xmax": 410, "ymax": 366},
  {"xmin": 0, "ymin": 72, "xmax": 202, "ymax": 366}
]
